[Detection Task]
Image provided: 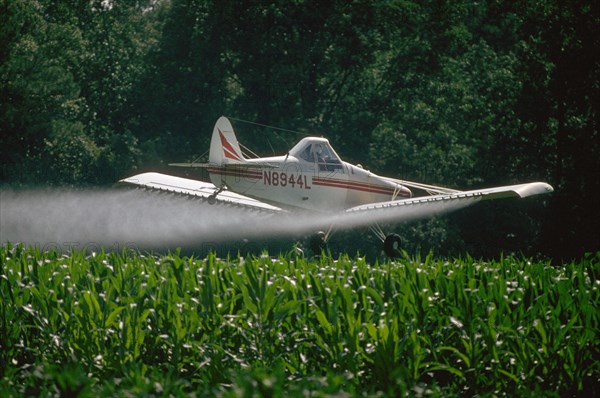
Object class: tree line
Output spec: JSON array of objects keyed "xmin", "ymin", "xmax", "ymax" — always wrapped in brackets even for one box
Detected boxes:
[{"xmin": 1, "ymin": 0, "xmax": 598, "ymax": 260}]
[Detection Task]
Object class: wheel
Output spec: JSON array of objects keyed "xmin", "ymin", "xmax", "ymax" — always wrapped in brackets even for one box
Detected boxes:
[
  {"xmin": 383, "ymin": 233, "xmax": 402, "ymax": 257},
  {"xmin": 310, "ymin": 231, "xmax": 327, "ymax": 255},
  {"xmin": 207, "ymin": 194, "xmax": 217, "ymax": 205}
]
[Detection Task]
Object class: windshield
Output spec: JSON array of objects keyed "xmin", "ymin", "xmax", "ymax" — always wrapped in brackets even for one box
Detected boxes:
[{"xmin": 297, "ymin": 141, "xmax": 342, "ymax": 171}]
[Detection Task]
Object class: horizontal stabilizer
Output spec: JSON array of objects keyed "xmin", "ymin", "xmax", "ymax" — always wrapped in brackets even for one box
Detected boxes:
[
  {"xmin": 169, "ymin": 162, "xmax": 211, "ymax": 168},
  {"xmin": 169, "ymin": 162, "xmax": 278, "ymax": 169}
]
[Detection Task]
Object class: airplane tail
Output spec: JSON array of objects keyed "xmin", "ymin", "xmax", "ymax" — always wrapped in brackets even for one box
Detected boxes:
[{"xmin": 209, "ymin": 116, "xmax": 246, "ymax": 165}]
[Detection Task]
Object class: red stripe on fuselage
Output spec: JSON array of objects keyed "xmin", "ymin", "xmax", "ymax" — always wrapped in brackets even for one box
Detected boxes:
[{"xmin": 313, "ymin": 177, "xmax": 409, "ymax": 197}]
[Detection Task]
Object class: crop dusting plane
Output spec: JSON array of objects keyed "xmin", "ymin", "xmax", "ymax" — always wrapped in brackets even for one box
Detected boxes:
[{"xmin": 119, "ymin": 116, "xmax": 554, "ymax": 256}]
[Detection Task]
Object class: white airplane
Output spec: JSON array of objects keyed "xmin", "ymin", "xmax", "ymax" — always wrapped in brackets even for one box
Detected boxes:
[{"xmin": 119, "ymin": 116, "xmax": 554, "ymax": 256}]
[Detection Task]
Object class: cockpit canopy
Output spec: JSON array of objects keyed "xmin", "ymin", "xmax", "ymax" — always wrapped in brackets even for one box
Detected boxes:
[{"xmin": 290, "ymin": 137, "xmax": 343, "ymax": 171}]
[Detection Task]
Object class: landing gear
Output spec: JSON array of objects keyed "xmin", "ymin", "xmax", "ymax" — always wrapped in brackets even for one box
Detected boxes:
[
  {"xmin": 370, "ymin": 224, "xmax": 403, "ymax": 258},
  {"xmin": 310, "ymin": 231, "xmax": 327, "ymax": 255},
  {"xmin": 383, "ymin": 233, "xmax": 402, "ymax": 258},
  {"xmin": 207, "ymin": 185, "xmax": 225, "ymax": 205}
]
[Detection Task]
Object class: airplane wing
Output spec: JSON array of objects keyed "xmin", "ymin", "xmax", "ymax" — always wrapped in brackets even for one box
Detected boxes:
[
  {"xmin": 118, "ymin": 172, "xmax": 284, "ymax": 213},
  {"xmin": 340, "ymin": 182, "xmax": 553, "ymax": 228},
  {"xmin": 119, "ymin": 174, "xmax": 552, "ymax": 236}
]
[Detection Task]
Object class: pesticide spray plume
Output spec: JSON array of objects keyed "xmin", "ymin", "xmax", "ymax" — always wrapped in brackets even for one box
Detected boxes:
[{"xmin": 0, "ymin": 188, "xmax": 355, "ymax": 254}]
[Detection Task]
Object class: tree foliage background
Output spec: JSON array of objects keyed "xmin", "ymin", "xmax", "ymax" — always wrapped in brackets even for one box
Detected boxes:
[{"xmin": 1, "ymin": 0, "xmax": 598, "ymax": 260}]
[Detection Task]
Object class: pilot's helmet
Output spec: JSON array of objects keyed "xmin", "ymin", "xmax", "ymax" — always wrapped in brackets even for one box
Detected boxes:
[{"xmin": 313, "ymin": 144, "xmax": 323, "ymax": 155}]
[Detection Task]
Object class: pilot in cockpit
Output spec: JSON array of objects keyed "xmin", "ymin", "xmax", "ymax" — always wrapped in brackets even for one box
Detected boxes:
[{"xmin": 312, "ymin": 144, "xmax": 325, "ymax": 164}]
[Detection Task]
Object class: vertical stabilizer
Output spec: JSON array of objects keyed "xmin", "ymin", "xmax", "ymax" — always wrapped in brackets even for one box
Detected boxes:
[{"xmin": 209, "ymin": 117, "xmax": 246, "ymax": 165}]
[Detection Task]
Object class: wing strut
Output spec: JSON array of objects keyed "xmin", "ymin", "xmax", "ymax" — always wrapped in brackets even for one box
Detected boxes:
[{"xmin": 382, "ymin": 177, "xmax": 461, "ymax": 196}]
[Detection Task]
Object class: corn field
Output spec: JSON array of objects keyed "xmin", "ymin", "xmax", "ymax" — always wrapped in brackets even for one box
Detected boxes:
[{"xmin": 1, "ymin": 244, "xmax": 598, "ymax": 397}]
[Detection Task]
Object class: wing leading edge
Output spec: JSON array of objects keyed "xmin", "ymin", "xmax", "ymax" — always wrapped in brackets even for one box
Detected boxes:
[
  {"xmin": 340, "ymin": 182, "xmax": 553, "ymax": 228},
  {"xmin": 118, "ymin": 172, "xmax": 284, "ymax": 213}
]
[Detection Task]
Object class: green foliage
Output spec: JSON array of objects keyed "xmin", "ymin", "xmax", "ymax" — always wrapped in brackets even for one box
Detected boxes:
[
  {"xmin": 0, "ymin": 0, "xmax": 154, "ymax": 186},
  {"xmin": 0, "ymin": 0, "xmax": 88, "ymax": 183},
  {"xmin": 1, "ymin": 244, "xmax": 598, "ymax": 396}
]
